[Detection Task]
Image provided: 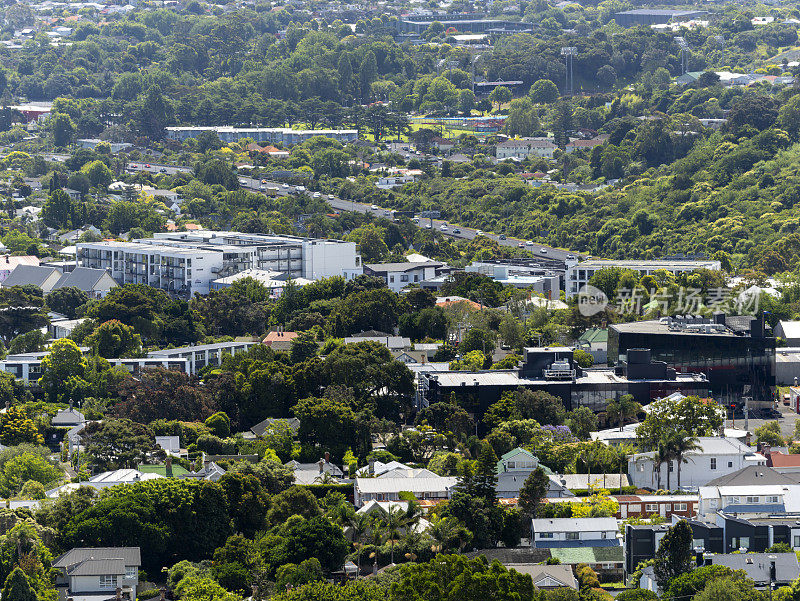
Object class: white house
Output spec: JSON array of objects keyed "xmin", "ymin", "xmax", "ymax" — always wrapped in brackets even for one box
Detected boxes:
[
  {"xmin": 496, "ymin": 448, "xmax": 546, "ymax": 498},
  {"xmin": 698, "ymin": 484, "xmax": 800, "ymax": 517},
  {"xmin": 0, "ymin": 255, "xmax": 39, "ymax": 283},
  {"xmin": 496, "ymin": 138, "xmax": 557, "ymax": 160},
  {"xmin": 775, "ymin": 321, "xmax": 800, "ymax": 346},
  {"xmin": 530, "ymin": 517, "xmax": 621, "ymax": 549},
  {"xmin": 53, "ymin": 547, "xmax": 141, "ymax": 601},
  {"xmin": 354, "ymin": 475, "xmax": 458, "ymax": 507},
  {"xmin": 628, "ymin": 437, "xmax": 766, "ymax": 490},
  {"xmin": 363, "ymin": 261, "xmax": 443, "ymax": 293},
  {"xmin": 46, "ymin": 469, "xmax": 163, "ymax": 498}
]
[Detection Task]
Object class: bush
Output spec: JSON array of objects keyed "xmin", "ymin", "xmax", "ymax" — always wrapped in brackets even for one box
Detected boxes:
[{"xmin": 196, "ymin": 435, "xmax": 237, "ymax": 455}]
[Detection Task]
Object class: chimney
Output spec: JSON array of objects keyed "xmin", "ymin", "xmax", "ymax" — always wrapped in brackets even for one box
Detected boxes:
[
  {"xmin": 368, "ymin": 459, "xmax": 375, "ymax": 475},
  {"xmin": 166, "ymin": 456, "xmax": 173, "ymax": 478},
  {"xmin": 324, "ymin": 451, "xmax": 330, "ymax": 463},
  {"xmin": 763, "ymin": 444, "xmax": 771, "ymax": 458}
]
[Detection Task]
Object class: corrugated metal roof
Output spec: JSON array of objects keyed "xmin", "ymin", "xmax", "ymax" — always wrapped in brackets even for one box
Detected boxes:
[
  {"xmin": 355, "ymin": 476, "xmax": 458, "ymax": 494},
  {"xmin": 532, "ymin": 517, "xmax": 618, "ymax": 533},
  {"xmin": 54, "ymin": 547, "xmax": 141, "ymax": 568},
  {"xmin": 66, "ymin": 558, "xmax": 125, "ymax": 576}
]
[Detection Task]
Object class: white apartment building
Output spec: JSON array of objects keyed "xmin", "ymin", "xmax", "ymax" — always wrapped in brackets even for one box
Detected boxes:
[
  {"xmin": 76, "ymin": 231, "xmax": 362, "ymax": 297},
  {"xmin": 530, "ymin": 517, "xmax": 621, "ymax": 548},
  {"xmin": 565, "ymin": 259, "xmax": 722, "ymax": 298},
  {"xmin": 363, "ymin": 261, "xmax": 443, "ymax": 292},
  {"xmin": 496, "ymin": 138, "xmax": 557, "ymax": 160}
]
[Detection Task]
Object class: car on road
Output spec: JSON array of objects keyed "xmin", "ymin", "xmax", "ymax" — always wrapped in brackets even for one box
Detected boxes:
[
  {"xmin": 239, "ymin": 179, "xmax": 248, "ymax": 185},
  {"xmin": 453, "ymin": 228, "xmax": 461, "ymax": 234},
  {"xmin": 371, "ymin": 204, "xmax": 379, "ymax": 210},
  {"xmin": 540, "ymin": 248, "xmax": 548, "ymax": 253},
  {"xmin": 425, "ymin": 223, "xmax": 432, "ymax": 229},
  {"xmin": 296, "ymin": 185, "xmax": 306, "ymax": 192},
  {"xmin": 328, "ymin": 194, "xmax": 335, "ymax": 200},
  {"xmin": 518, "ymin": 242, "xmax": 525, "ymax": 248},
  {"xmin": 282, "ymin": 183, "xmax": 289, "ymax": 189},
  {"xmin": 499, "ymin": 234, "xmax": 506, "ymax": 240},
  {"xmin": 525, "ymin": 240, "xmax": 534, "ymax": 246},
  {"xmin": 160, "ymin": 168, "xmax": 167, "ymax": 173},
  {"xmin": 475, "ymin": 230, "xmax": 483, "ymax": 236},
  {"xmin": 440, "ymin": 224, "xmax": 448, "ymax": 231},
  {"xmin": 313, "ymin": 192, "xmax": 321, "ymax": 198},
  {"xmin": 412, "ymin": 216, "xmax": 420, "ymax": 223}
]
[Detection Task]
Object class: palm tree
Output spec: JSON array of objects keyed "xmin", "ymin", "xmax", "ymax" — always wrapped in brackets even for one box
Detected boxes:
[
  {"xmin": 668, "ymin": 430, "xmax": 701, "ymax": 490},
  {"xmin": 381, "ymin": 505, "xmax": 407, "ymax": 564},
  {"xmin": 429, "ymin": 515, "xmax": 458, "ymax": 554},
  {"xmin": 654, "ymin": 441, "xmax": 670, "ymax": 491},
  {"xmin": 606, "ymin": 394, "xmax": 642, "ymax": 432},
  {"xmin": 347, "ymin": 513, "xmax": 371, "ymax": 578}
]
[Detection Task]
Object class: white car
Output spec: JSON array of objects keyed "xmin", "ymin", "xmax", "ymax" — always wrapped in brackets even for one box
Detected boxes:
[
  {"xmin": 540, "ymin": 248, "xmax": 548, "ymax": 253},
  {"xmin": 475, "ymin": 230, "xmax": 484, "ymax": 236},
  {"xmin": 440, "ymin": 224, "xmax": 448, "ymax": 231},
  {"xmin": 328, "ymin": 194, "xmax": 335, "ymax": 200},
  {"xmin": 525, "ymin": 240, "xmax": 534, "ymax": 246},
  {"xmin": 371, "ymin": 204, "xmax": 379, "ymax": 210},
  {"xmin": 313, "ymin": 192, "xmax": 321, "ymax": 198},
  {"xmin": 282, "ymin": 183, "xmax": 289, "ymax": 189},
  {"xmin": 296, "ymin": 185, "xmax": 306, "ymax": 192}
]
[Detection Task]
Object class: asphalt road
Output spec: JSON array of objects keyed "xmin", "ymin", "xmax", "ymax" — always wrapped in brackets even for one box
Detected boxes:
[{"xmin": 126, "ymin": 166, "xmax": 584, "ymax": 261}]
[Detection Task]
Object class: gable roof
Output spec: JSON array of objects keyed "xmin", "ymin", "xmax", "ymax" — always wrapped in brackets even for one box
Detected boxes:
[
  {"xmin": 548, "ymin": 545, "xmax": 624, "ymax": 564},
  {"xmin": 504, "ymin": 564, "xmax": 578, "ymax": 589},
  {"xmin": 51, "ymin": 408, "xmax": 85, "ymax": 426},
  {"xmin": 532, "ymin": 517, "xmax": 618, "ymax": 533},
  {"xmin": 51, "ymin": 267, "xmax": 115, "ymax": 293},
  {"xmin": 709, "ymin": 552, "xmax": 800, "ymax": 584},
  {"xmin": 2, "ymin": 264, "xmax": 60, "ymax": 288},
  {"xmin": 0, "ymin": 256, "xmax": 39, "ymax": 271},
  {"xmin": 778, "ymin": 321, "xmax": 800, "ymax": 340},
  {"xmin": 768, "ymin": 451, "xmax": 800, "ymax": 468},
  {"xmin": 54, "ymin": 547, "xmax": 141, "ymax": 569},
  {"xmin": 250, "ymin": 417, "xmax": 300, "ymax": 437},
  {"xmin": 705, "ymin": 465, "xmax": 797, "ymax": 487}
]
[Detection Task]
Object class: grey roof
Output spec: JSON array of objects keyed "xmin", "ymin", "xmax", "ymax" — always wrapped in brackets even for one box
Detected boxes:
[
  {"xmin": 54, "ymin": 547, "xmax": 141, "ymax": 569},
  {"xmin": 66, "ymin": 558, "xmax": 125, "ymax": 576},
  {"xmin": 52, "ymin": 267, "xmax": 113, "ymax": 292},
  {"xmin": 250, "ymin": 417, "xmax": 300, "ymax": 437},
  {"xmin": 343, "ymin": 336, "xmax": 411, "ymax": 349},
  {"xmin": 504, "ymin": 564, "xmax": 578, "ymax": 589},
  {"xmin": 705, "ymin": 465, "xmax": 797, "ymax": 487},
  {"xmin": 2, "ymin": 265, "xmax": 59, "ymax": 288},
  {"xmin": 708, "ymin": 553, "xmax": 800, "ymax": 584},
  {"xmin": 51, "ymin": 408, "xmax": 85, "ymax": 426}
]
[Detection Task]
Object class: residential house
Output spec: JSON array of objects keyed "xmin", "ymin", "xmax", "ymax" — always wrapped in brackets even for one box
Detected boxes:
[
  {"xmin": 51, "ymin": 408, "xmax": 85, "ymax": 428},
  {"xmin": 576, "ymin": 328, "xmax": 608, "ymax": 364},
  {"xmin": 263, "ymin": 330, "xmax": 299, "ymax": 351},
  {"xmin": 182, "ymin": 461, "xmax": 227, "ymax": 482},
  {"xmin": 376, "ymin": 174, "xmax": 416, "ymax": 189},
  {"xmin": 612, "ymin": 494, "xmax": 697, "ymax": 519},
  {"xmin": 286, "ymin": 455, "xmax": 345, "ymax": 485},
  {"xmin": 155, "ymin": 436, "xmax": 181, "ymax": 454},
  {"xmin": 531, "ymin": 517, "xmax": 620, "ymax": 549},
  {"xmin": 363, "ymin": 261, "xmax": 444, "ymax": 293},
  {"xmin": 46, "ymin": 469, "xmax": 164, "ymax": 498},
  {"xmin": 62, "ymin": 188, "xmax": 82, "ymax": 201},
  {"xmin": 53, "ymin": 547, "xmax": 141, "ymax": 601},
  {"xmin": 765, "ymin": 447, "xmax": 800, "ymax": 474},
  {"xmin": 353, "ymin": 500, "xmax": 430, "ymax": 535},
  {"xmin": 354, "ymin": 475, "xmax": 458, "ymax": 507},
  {"xmin": 496, "ymin": 448, "xmax": 544, "ymax": 499},
  {"xmin": 2, "ymin": 265, "xmax": 62, "ymax": 292},
  {"xmin": 146, "ymin": 341, "xmax": 257, "ymax": 375},
  {"xmin": 628, "ymin": 437, "xmax": 766, "ymax": 490},
  {"xmin": 565, "ymin": 137, "xmax": 608, "ymax": 154},
  {"xmin": 433, "ymin": 138, "xmax": 456, "ymax": 153},
  {"xmin": 640, "ymin": 553, "xmax": 800, "ymax": 593},
  {"xmin": 496, "ymin": 138, "xmax": 557, "ymax": 160},
  {"xmin": 501, "ymin": 564, "xmax": 578, "ymax": 590},
  {"xmin": 49, "ymin": 317, "xmax": 87, "ymax": 339},
  {"xmin": 51, "ymin": 267, "xmax": 118, "ymax": 298},
  {"xmin": 0, "ymin": 255, "xmax": 39, "ymax": 283},
  {"xmin": 697, "ymin": 465, "xmax": 800, "ymax": 516}
]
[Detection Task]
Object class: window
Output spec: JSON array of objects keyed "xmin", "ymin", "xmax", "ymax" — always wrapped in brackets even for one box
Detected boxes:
[
  {"xmin": 628, "ymin": 504, "xmax": 641, "ymax": 512},
  {"xmin": 99, "ymin": 576, "xmax": 115, "ymax": 589},
  {"xmin": 601, "ymin": 531, "xmax": 608, "ymax": 539},
  {"xmin": 732, "ymin": 537, "xmax": 750, "ymax": 550},
  {"xmin": 400, "ymin": 275, "xmax": 409, "ymax": 282},
  {"xmin": 730, "ymin": 496, "xmax": 740, "ymax": 504},
  {"xmin": 125, "ymin": 567, "xmax": 137, "ymax": 580},
  {"xmin": 668, "ymin": 461, "xmax": 674, "ymax": 472},
  {"xmin": 566, "ymin": 532, "xmax": 580, "ymax": 540},
  {"xmin": 539, "ymin": 533, "xmax": 554, "ymax": 539},
  {"xmin": 710, "ymin": 458, "xmax": 717, "ymax": 470},
  {"xmin": 728, "ymin": 461, "xmax": 733, "ymax": 468},
  {"xmin": 767, "ymin": 496, "xmax": 780, "ymax": 503},
  {"xmin": 746, "ymin": 496, "xmax": 759, "ymax": 504},
  {"xmin": 675, "ymin": 503, "xmax": 688, "ymax": 511},
  {"xmin": 389, "ymin": 276, "xmax": 394, "ymax": 283},
  {"xmin": 794, "ymin": 536, "xmax": 800, "ymax": 548},
  {"xmin": 645, "ymin": 504, "xmax": 658, "ymax": 512}
]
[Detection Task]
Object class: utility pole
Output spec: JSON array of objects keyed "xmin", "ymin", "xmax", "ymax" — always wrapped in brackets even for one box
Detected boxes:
[
  {"xmin": 675, "ymin": 37, "xmax": 689, "ymax": 75},
  {"xmin": 560, "ymin": 47, "xmax": 576, "ymax": 95},
  {"xmin": 714, "ymin": 35, "xmax": 725, "ymax": 66}
]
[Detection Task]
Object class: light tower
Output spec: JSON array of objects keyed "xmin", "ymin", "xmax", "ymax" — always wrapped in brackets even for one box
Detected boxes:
[
  {"xmin": 675, "ymin": 36, "xmax": 689, "ymax": 75},
  {"xmin": 714, "ymin": 35, "xmax": 725, "ymax": 66},
  {"xmin": 561, "ymin": 46, "xmax": 577, "ymax": 94}
]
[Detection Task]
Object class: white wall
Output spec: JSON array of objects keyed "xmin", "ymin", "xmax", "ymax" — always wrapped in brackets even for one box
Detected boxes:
[{"xmin": 629, "ymin": 453, "xmax": 765, "ymax": 489}]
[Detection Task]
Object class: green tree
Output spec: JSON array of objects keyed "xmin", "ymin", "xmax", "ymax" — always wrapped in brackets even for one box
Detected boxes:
[
  {"xmin": 0, "ymin": 407, "xmax": 43, "ymax": 447},
  {"xmin": 0, "ymin": 453, "xmax": 62, "ymax": 497},
  {"xmin": 174, "ymin": 576, "xmax": 239, "ymax": 601},
  {"xmin": 266, "ymin": 486, "xmax": 322, "ymax": 526},
  {"xmin": 666, "ymin": 430, "xmax": 700, "ymax": 489},
  {"xmin": 606, "ymin": 394, "xmax": 640, "ymax": 432},
  {"xmin": 80, "ymin": 160, "xmax": 113, "ymax": 189},
  {"xmin": 653, "ymin": 520, "xmax": 692, "ymax": 590},
  {"xmin": 46, "ymin": 287, "xmax": 88, "ymax": 320},
  {"xmin": 518, "ymin": 467, "xmax": 549, "ymax": 517},
  {"xmin": 489, "ymin": 86, "xmax": 512, "ymax": 111},
  {"xmin": 472, "ymin": 442, "xmax": 498, "ymax": 504},
  {"xmin": 38, "ymin": 339, "xmax": 88, "ymax": 403},
  {"xmin": 567, "ymin": 406, "xmax": 598, "ymax": 440},
  {"xmin": 85, "ymin": 320, "xmax": 142, "ymax": 358},
  {"xmin": 50, "ymin": 113, "xmax": 75, "ymax": 148},
  {"xmin": 82, "ymin": 418, "xmax": 155, "ymax": 470},
  {"xmin": 205, "ymin": 412, "xmax": 231, "ymax": 438},
  {"xmin": 1, "ymin": 568, "xmax": 36, "ymax": 601},
  {"xmin": 755, "ymin": 421, "xmax": 785, "ymax": 446},
  {"xmin": 359, "ymin": 51, "xmax": 377, "ymax": 102},
  {"xmin": 573, "ymin": 349, "xmax": 594, "ymax": 368},
  {"xmin": 529, "ymin": 79, "xmax": 559, "ymax": 103},
  {"xmin": 41, "ymin": 189, "xmax": 76, "ymax": 229},
  {"xmin": 135, "ymin": 86, "xmax": 174, "ymax": 140},
  {"xmin": 0, "ymin": 287, "xmax": 48, "ymax": 344}
]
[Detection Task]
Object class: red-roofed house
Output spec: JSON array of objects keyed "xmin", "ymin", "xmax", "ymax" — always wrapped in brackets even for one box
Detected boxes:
[
  {"xmin": 263, "ymin": 330, "xmax": 299, "ymax": 352},
  {"xmin": 764, "ymin": 447, "xmax": 800, "ymax": 474}
]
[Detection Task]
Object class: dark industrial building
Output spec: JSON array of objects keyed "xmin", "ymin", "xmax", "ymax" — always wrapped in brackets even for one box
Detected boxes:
[
  {"xmin": 625, "ymin": 516, "xmax": 800, "ymax": 575},
  {"xmin": 608, "ymin": 314, "xmax": 776, "ymax": 404},
  {"xmin": 613, "ymin": 9, "xmax": 707, "ymax": 27},
  {"xmin": 418, "ymin": 347, "xmax": 708, "ymax": 421}
]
